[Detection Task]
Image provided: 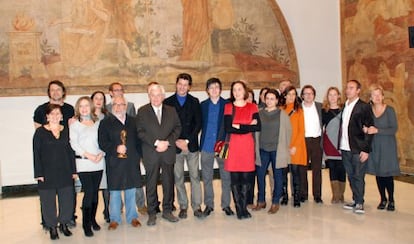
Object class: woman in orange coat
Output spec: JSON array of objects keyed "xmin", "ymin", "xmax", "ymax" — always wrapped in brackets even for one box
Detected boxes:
[{"xmin": 281, "ymin": 86, "xmax": 307, "ymax": 207}]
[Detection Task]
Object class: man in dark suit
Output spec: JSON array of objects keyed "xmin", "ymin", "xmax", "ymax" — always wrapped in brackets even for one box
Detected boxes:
[
  {"xmin": 136, "ymin": 83, "xmax": 182, "ymax": 226},
  {"xmin": 98, "ymin": 96, "xmax": 142, "ymax": 230},
  {"xmin": 164, "ymin": 73, "xmax": 203, "ymax": 219},
  {"xmin": 300, "ymin": 85, "xmax": 323, "ymax": 204},
  {"xmin": 340, "ymin": 80, "xmax": 374, "ymax": 214}
]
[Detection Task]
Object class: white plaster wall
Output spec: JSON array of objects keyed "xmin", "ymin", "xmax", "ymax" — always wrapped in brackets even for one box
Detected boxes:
[{"xmin": 0, "ymin": 0, "xmax": 341, "ymax": 186}]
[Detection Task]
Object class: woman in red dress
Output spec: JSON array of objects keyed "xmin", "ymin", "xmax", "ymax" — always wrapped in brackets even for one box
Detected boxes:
[{"xmin": 224, "ymin": 81, "xmax": 261, "ymax": 219}]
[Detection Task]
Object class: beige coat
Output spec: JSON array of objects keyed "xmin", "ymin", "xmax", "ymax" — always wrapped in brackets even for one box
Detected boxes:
[{"xmin": 255, "ymin": 109, "xmax": 292, "ymax": 169}]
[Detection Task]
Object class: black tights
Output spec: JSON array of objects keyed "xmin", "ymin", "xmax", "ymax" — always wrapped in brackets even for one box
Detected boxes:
[
  {"xmin": 231, "ymin": 171, "xmax": 255, "ymax": 186},
  {"xmin": 376, "ymin": 176, "xmax": 394, "ymax": 202}
]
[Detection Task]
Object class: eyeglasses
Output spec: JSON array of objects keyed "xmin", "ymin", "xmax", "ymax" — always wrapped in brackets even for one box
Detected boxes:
[
  {"xmin": 302, "ymin": 93, "xmax": 314, "ymax": 96},
  {"xmin": 113, "ymin": 103, "xmax": 126, "ymax": 107}
]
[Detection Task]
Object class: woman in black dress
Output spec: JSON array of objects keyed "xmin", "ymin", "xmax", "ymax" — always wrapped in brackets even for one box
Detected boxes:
[{"xmin": 33, "ymin": 104, "xmax": 77, "ymax": 240}]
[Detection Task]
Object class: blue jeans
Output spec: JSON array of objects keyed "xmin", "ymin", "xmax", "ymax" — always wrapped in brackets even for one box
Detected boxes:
[
  {"xmin": 175, "ymin": 151, "xmax": 202, "ymax": 210},
  {"xmin": 109, "ymin": 188, "xmax": 138, "ymax": 224},
  {"xmin": 200, "ymin": 151, "xmax": 232, "ymax": 209},
  {"xmin": 257, "ymin": 149, "xmax": 283, "ymax": 204},
  {"xmin": 342, "ymin": 150, "xmax": 367, "ymax": 204}
]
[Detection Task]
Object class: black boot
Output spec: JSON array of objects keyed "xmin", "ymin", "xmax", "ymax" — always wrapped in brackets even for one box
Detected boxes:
[
  {"xmin": 91, "ymin": 202, "xmax": 101, "ymax": 231},
  {"xmin": 231, "ymin": 184, "xmax": 243, "ymax": 219},
  {"xmin": 49, "ymin": 227, "xmax": 59, "ymax": 240},
  {"xmin": 59, "ymin": 223, "xmax": 72, "ymax": 236},
  {"xmin": 280, "ymin": 186, "xmax": 289, "ymax": 205},
  {"xmin": 280, "ymin": 168, "xmax": 289, "ymax": 205},
  {"xmin": 292, "ymin": 166, "xmax": 301, "ymax": 208},
  {"xmin": 240, "ymin": 184, "xmax": 252, "ymax": 219},
  {"xmin": 82, "ymin": 207, "xmax": 94, "ymax": 237},
  {"xmin": 102, "ymin": 189, "xmax": 110, "ymax": 223}
]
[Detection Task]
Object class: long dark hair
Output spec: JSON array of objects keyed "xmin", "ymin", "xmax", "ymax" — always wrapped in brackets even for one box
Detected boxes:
[
  {"xmin": 91, "ymin": 90, "xmax": 108, "ymax": 115},
  {"xmin": 281, "ymin": 86, "xmax": 302, "ymax": 111}
]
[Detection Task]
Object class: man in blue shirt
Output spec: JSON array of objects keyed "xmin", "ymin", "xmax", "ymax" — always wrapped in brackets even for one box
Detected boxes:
[{"xmin": 199, "ymin": 78, "xmax": 234, "ymax": 216}]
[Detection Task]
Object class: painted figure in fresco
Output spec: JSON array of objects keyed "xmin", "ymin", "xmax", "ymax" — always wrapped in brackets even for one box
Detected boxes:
[
  {"xmin": 179, "ymin": 0, "xmax": 234, "ymax": 62},
  {"xmin": 51, "ymin": 0, "xmax": 110, "ymax": 72},
  {"xmin": 348, "ymin": 49, "xmax": 369, "ymax": 92}
]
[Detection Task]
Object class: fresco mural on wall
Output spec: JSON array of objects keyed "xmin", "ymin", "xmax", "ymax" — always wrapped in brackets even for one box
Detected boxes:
[
  {"xmin": 341, "ymin": 0, "xmax": 414, "ymax": 173},
  {"xmin": 0, "ymin": 0, "xmax": 299, "ymax": 96}
]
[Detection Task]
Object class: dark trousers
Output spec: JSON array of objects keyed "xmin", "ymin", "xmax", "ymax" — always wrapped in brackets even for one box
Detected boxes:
[
  {"xmin": 326, "ymin": 159, "xmax": 346, "ymax": 182},
  {"xmin": 38, "ymin": 185, "xmax": 74, "ymax": 228},
  {"xmin": 145, "ymin": 161, "xmax": 174, "ymax": 215},
  {"xmin": 230, "ymin": 171, "xmax": 255, "ymax": 187},
  {"xmin": 301, "ymin": 137, "xmax": 323, "ymax": 199},
  {"xmin": 342, "ymin": 150, "xmax": 367, "ymax": 204},
  {"xmin": 78, "ymin": 171, "xmax": 103, "ymax": 209},
  {"xmin": 290, "ymin": 164, "xmax": 302, "ymax": 199}
]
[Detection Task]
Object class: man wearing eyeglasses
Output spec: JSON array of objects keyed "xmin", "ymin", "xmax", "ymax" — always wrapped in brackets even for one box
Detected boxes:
[{"xmin": 98, "ymin": 96, "xmax": 143, "ymax": 230}]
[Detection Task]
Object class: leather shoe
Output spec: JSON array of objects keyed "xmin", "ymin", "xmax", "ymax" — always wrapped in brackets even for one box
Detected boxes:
[
  {"xmin": 59, "ymin": 224, "xmax": 72, "ymax": 236},
  {"xmin": 387, "ymin": 201, "xmax": 395, "ymax": 211},
  {"xmin": 268, "ymin": 204, "xmax": 280, "ymax": 214},
  {"xmin": 49, "ymin": 227, "xmax": 59, "ymax": 240},
  {"xmin": 377, "ymin": 201, "xmax": 387, "ymax": 210},
  {"xmin": 314, "ymin": 197, "xmax": 323, "ymax": 204},
  {"xmin": 222, "ymin": 206, "xmax": 235, "ymax": 216},
  {"xmin": 131, "ymin": 218, "xmax": 141, "ymax": 227},
  {"xmin": 178, "ymin": 209, "xmax": 187, "ymax": 219},
  {"xmin": 300, "ymin": 196, "xmax": 308, "ymax": 203},
  {"xmin": 203, "ymin": 206, "xmax": 214, "ymax": 216},
  {"xmin": 162, "ymin": 212, "xmax": 179, "ymax": 222},
  {"xmin": 147, "ymin": 214, "xmax": 157, "ymax": 226},
  {"xmin": 108, "ymin": 222, "xmax": 119, "ymax": 230},
  {"xmin": 194, "ymin": 208, "xmax": 205, "ymax": 218},
  {"xmin": 253, "ymin": 202, "xmax": 266, "ymax": 211}
]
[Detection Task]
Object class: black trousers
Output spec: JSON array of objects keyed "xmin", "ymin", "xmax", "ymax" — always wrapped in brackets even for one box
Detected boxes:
[
  {"xmin": 145, "ymin": 161, "xmax": 174, "ymax": 215},
  {"xmin": 78, "ymin": 171, "xmax": 103, "ymax": 209},
  {"xmin": 301, "ymin": 137, "xmax": 323, "ymax": 198},
  {"xmin": 38, "ymin": 185, "xmax": 74, "ymax": 228},
  {"xmin": 230, "ymin": 171, "xmax": 255, "ymax": 186}
]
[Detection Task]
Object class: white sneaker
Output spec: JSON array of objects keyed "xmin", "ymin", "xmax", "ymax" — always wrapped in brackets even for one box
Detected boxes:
[
  {"xmin": 354, "ymin": 204, "xmax": 365, "ymax": 214},
  {"xmin": 343, "ymin": 202, "xmax": 356, "ymax": 210}
]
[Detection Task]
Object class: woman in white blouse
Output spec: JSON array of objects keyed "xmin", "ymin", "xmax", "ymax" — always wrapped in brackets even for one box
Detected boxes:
[{"xmin": 70, "ymin": 96, "xmax": 104, "ymax": 237}]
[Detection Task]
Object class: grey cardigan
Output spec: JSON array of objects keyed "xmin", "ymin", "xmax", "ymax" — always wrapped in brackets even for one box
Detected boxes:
[{"xmin": 255, "ymin": 108, "xmax": 292, "ymax": 168}]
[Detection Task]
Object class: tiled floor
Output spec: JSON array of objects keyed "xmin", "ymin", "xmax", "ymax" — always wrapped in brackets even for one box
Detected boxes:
[{"xmin": 1, "ymin": 171, "xmax": 414, "ymax": 243}]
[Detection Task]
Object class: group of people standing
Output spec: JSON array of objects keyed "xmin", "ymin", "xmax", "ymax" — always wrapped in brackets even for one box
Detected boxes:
[{"xmin": 32, "ymin": 76, "xmax": 400, "ymax": 240}]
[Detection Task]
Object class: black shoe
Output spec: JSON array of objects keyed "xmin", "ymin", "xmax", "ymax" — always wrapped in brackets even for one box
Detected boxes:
[
  {"xmin": 155, "ymin": 206, "xmax": 161, "ymax": 214},
  {"xmin": 194, "ymin": 208, "xmax": 205, "ymax": 218},
  {"xmin": 178, "ymin": 209, "xmax": 188, "ymax": 219},
  {"xmin": 222, "ymin": 206, "xmax": 235, "ymax": 216},
  {"xmin": 105, "ymin": 218, "xmax": 110, "ymax": 223},
  {"xmin": 203, "ymin": 206, "xmax": 214, "ymax": 216},
  {"xmin": 387, "ymin": 201, "xmax": 395, "ymax": 211},
  {"xmin": 280, "ymin": 196, "xmax": 288, "ymax": 205},
  {"xmin": 300, "ymin": 196, "xmax": 308, "ymax": 203},
  {"xmin": 49, "ymin": 227, "xmax": 59, "ymax": 240},
  {"xmin": 92, "ymin": 221, "xmax": 101, "ymax": 231},
  {"xmin": 314, "ymin": 197, "xmax": 323, "ymax": 204},
  {"xmin": 83, "ymin": 225, "xmax": 93, "ymax": 237},
  {"xmin": 67, "ymin": 219, "xmax": 76, "ymax": 228},
  {"xmin": 59, "ymin": 224, "xmax": 72, "ymax": 236},
  {"xmin": 162, "ymin": 212, "xmax": 179, "ymax": 222},
  {"xmin": 147, "ymin": 214, "xmax": 157, "ymax": 226},
  {"xmin": 377, "ymin": 200, "xmax": 387, "ymax": 210}
]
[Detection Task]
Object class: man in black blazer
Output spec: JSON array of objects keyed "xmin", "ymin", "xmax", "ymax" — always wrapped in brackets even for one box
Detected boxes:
[
  {"xmin": 340, "ymin": 80, "xmax": 374, "ymax": 214},
  {"xmin": 301, "ymin": 85, "xmax": 323, "ymax": 204},
  {"xmin": 164, "ymin": 73, "xmax": 203, "ymax": 219},
  {"xmin": 136, "ymin": 83, "xmax": 182, "ymax": 226}
]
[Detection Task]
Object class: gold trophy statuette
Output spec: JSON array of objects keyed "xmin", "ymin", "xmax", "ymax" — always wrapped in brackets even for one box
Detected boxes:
[{"xmin": 118, "ymin": 129, "xmax": 127, "ymax": 158}]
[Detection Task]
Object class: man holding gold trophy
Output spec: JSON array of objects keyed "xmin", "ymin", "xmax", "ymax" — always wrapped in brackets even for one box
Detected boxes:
[{"xmin": 98, "ymin": 96, "xmax": 143, "ymax": 230}]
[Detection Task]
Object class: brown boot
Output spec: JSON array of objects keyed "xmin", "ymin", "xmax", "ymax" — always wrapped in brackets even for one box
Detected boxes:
[
  {"xmin": 338, "ymin": 182, "xmax": 346, "ymax": 203},
  {"xmin": 252, "ymin": 202, "xmax": 266, "ymax": 211},
  {"xmin": 330, "ymin": 181, "xmax": 339, "ymax": 204},
  {"xmin": 268, "ymin": 204, "xmax": 279, "ymax": 214}
]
